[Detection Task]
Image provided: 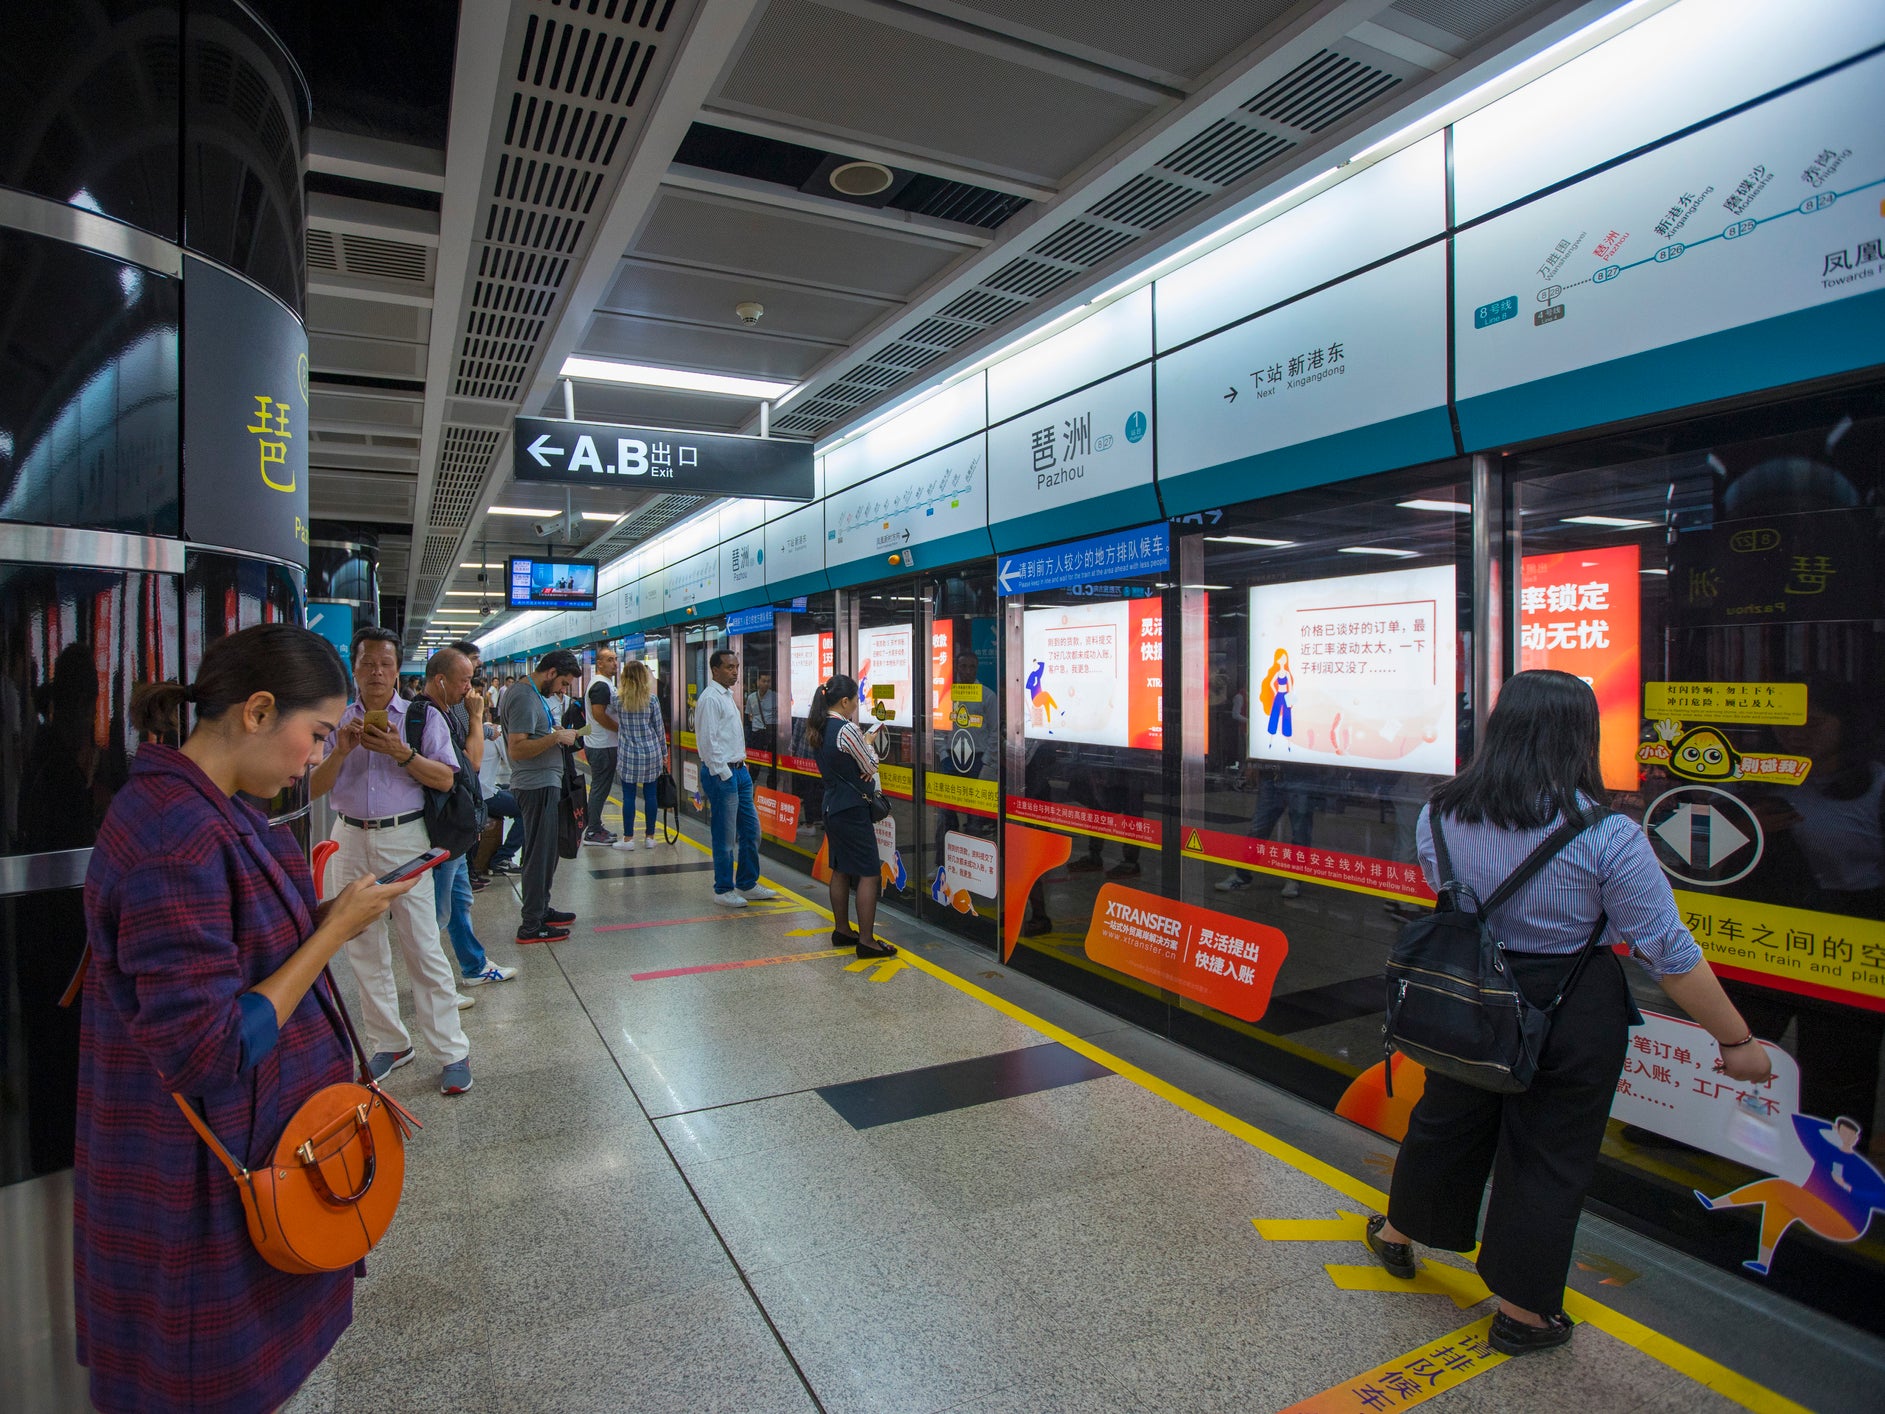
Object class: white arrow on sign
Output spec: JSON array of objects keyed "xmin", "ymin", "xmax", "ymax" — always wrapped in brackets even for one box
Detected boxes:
[
  {"xmin": 527, "ymin": 432, "xmax": 566, "ymax": 467},
  {"xmin": 1652, "ymin": 803, "xmax": 1751, "ymax": 870},
  {"xmin": 997, "ymin": 559, "xmax": 1020, "ymax": 592}
]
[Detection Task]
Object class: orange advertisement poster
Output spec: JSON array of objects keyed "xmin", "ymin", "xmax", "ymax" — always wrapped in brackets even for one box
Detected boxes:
[
  {"xmin": 1128, "ymin": 598, "xmax": 1162, "ymax": 750},
  {"xmin": 1519, "ymin": 544, "xmax": 1640, "ymax": 789},
  {"xmin": 930, "ymin": 619, "xmax": 954, "ymax": 732},
  {"xmin": 1084, "ymin": 883, "xmax": 1288, "ymax": 1024},
  {"xmin": 753, "ymin": 786, "xmax": 801, "ymax": 841}
]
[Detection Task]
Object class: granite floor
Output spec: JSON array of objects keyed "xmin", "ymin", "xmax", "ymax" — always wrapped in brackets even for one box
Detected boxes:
[{"xmin": 18, "ymin": 822, "xmax": 1881, "ymax": 1412}]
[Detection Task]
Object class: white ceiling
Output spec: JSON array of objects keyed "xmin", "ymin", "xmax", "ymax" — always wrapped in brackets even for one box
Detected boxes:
[{"xmin": 300, "ymin": 0, "xmax": 1612, "ymax": 650}]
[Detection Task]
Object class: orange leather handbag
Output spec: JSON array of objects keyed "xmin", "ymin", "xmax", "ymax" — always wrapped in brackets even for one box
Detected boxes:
[{"xmin": 172, "ymin": 974, "xmax": 421, "ymax": 1274}]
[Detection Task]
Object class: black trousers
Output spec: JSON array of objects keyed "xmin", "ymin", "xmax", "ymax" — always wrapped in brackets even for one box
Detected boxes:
[
  {"xmin": 1387, "ymin": 950, "xmax": 1632, "ymax": 1315},
  {"xmin": 516, "ymin": 785, "xmax": 560, "ymax": 931}
]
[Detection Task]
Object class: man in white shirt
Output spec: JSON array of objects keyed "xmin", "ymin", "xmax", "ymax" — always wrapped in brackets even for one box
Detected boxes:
[
  {"xmin": 696, "ymin": 648, "xmax": 777, "ymax": 907},
  {"xmin": 583, "ymin": 644, "xmax": 620, "ymax": 844}
]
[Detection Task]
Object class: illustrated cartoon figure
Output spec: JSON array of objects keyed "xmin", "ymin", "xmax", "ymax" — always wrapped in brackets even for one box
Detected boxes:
[
  {"xmin": 1259, "ymin": 648, "xmax": 1293, "ymax": 741},
  {"xmin": 1670, "ymin": 724, "xmax": 1741, "ymax": 782},
  {"xmin": 1026, "ymin": 660, "xmax": 1059, "ymax": 728},
  {"xmin": 1696, "ymin": 1115, "xmax": 1885, "ymax": 1274}
]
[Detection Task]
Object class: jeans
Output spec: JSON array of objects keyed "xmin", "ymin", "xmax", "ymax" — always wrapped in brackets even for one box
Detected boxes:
[
  {"xmin": 1248, "ymin": 776, "xmax": 1313, "ymax": 845},
  {"xmin": 486, "ymin": 788, "xmax": 524, "ymax": 863},
  {"xmin": 434, "ymin": 854, "xmax": 487, "ymax": 976},
  {"xmin": 622, "ymin": 778, "xmax": 660, "ymax": 837},
  {"xmin": 516, "ymin": 785, "xmax": 561, "ymax": 931},
  {"xmin": 585, "ymin": 746, "xmax": 617, "ymax": 836},
  {"xmin": 701, "ymin": 764, "xmax": 759, "ymax": 894}
]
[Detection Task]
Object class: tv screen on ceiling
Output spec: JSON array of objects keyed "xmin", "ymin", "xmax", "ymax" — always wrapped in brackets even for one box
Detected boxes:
[{"xmin": 507, "ymin": 557, "xmax": 598, "ymax": 611}]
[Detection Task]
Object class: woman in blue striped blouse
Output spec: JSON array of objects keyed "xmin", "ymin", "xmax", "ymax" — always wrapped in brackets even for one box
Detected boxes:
[{"xmin": 1367, "ymin": 670, "xmax": 1773, "ymax": 1356}]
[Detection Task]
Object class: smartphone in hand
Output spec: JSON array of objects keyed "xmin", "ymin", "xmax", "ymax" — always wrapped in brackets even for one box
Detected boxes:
[
  {"xmin": 375, "ymin": 848, "xmax": 450, "ymax": 885},
  {"xmin": 364, "ymin": 708, "xmax": 391, "ymax": 732}
]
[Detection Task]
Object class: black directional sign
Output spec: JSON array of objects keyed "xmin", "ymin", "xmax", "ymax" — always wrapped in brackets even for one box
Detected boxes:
[{"xmin": 511, "ymin": 416, "xmax": 814, "ymax": 501}]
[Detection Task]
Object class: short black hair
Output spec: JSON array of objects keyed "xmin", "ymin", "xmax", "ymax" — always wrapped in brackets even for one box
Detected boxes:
[
  {"xmin": 448, "ymin": 639, "xmax": 480, "ymax": 658},
  {"xmin": 709, "ymin": 648, "xmax": 737, "ymax": 670},
  {"xmin": 351, "ymin": 625, "xmax": 401, "ymax": 661},
  {"xmin": 537, "ymin": 648, "xmax": 580, "ymax": 676}
]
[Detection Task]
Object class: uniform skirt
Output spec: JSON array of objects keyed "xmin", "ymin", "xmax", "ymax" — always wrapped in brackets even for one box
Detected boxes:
[{"xmin": 825, "ymin": 803, "xmax": 879, "ymax": 879}]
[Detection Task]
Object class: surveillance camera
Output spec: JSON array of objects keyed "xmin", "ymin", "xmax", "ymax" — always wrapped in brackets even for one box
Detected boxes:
[
  {"xmin": 533, "ymin": 513, "xmax": 568, "ymax": 538},
  {"xmin": 735, "ymin": 301, "xmax": 764, "ymax": 325}
]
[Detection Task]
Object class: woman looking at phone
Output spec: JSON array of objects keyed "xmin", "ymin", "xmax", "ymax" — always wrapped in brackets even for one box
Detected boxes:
[
  {"xmin": 807, "ymin": 674, "xmax": 895, "ymax": 958},
  {"xmin": 76, "ymin": 624, "xmax": 418, "ymax": 1413}
]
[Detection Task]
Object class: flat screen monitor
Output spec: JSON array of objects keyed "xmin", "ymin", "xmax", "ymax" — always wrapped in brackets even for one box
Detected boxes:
[{"xmin": 507, "ymin": 557, "xmax": 598, "ymax": 611}]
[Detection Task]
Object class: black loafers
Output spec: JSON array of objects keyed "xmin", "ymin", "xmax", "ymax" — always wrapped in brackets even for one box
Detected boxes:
[
  {"xmin": 1490, "ymin": 1310, "xmax": 1574, "ymax": 1356},
  {"xmin": 1366, "ymin": 1215, "xmax": 1417, "ymax": 1280},
  {"xmin": 855, "ymin": 937, "xmax": 898, "ymax": 958}
]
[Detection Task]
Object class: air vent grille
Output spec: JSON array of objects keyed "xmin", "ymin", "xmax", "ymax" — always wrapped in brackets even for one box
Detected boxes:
[
  {"xmin": 902, "ymin": 316, "xmax": 974, "ymax": 348},
  {"xmin": 875, "ymin": 341, "xmax": 948, "ymax": 372},
  {"xmin": 431, "ymin": 426, "xmax": 505, "ymax": 532},
  {"xmin": 892, "ymin": 175, "xmax": 1029, "ymax": 230},
  {"xmin": 1028, "ymin": 220, "xmax": 1135, "ymax": 267},
  {"xmin": 982, "ymin": 257, "xmax": 1079, "ymax": 300},
  {"xmin": 1242, "ymin": 48, "xmax": 1400, "ymax": 134},
  {"xmin": 1087, "ymin": 173, "xmax": 1211, "ymax": 231},
  {"xmin": 307, "ymin": 227, "xmax": 338, "ymax": 270},
  {"xmin": 418, "ymin": 531, "xmax": 464, "ymax": 583},
  {"xmin": 936, "ymin": 288, "xmax": 1026, "ymax": 326},
  {"xmin": 306, "ymin": 228, "xmax": 432, "ymax": 283},
  {"xmin": 1160, "ymin": 119, "xmax": 1295, "ymax": 186}
]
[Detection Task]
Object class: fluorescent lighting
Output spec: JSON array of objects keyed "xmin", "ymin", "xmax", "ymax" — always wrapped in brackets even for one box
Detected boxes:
[
  {"xmin": 1339, "ymin": 547, "xmax": 1418, "ymax": 558},
  {"xmin": 443, "ymin": 591, "xmax": 487, "ymax": 597},
  {"xmin": 582, "ymin": 511, "xmax": 624, "ymax": 522},
  {"xmin": 1398, "ymin": 499, "xmax": 1470, "ymax": 513},
  {"xmin": 560, "ymin": 356, "xmax": 793, "ymax": 401},
  {"xmin": 1182, "ymin": 584, "xmax": 1231, "ymax": 591},
  {"xmin": 488, "ymin": 506, "xmax": 556, "ymax": 517},
  {"xmin": 1562, "ymin": 515, "xmax": 1657, "ymax": 529},
  {"xmin": 459, "ymin": 562, "xmax": 504, "ymax": 569},
  {"xmin": 1641, "ymin": 568, "xmax": 1668, "ymax": 575},
  {"xmin": 1207, "ymin": 535, "xmax": 1296, "ymax": 547}
]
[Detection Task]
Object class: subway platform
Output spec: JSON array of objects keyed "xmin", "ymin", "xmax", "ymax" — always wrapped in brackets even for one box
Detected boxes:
[{"xmin": 23, "ymin": 825, "xmax": 1883, "ymax": 1414}]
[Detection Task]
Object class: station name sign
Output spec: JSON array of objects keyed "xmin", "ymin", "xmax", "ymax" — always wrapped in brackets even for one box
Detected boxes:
[{"xmin": 512, "ymin": 416, "xmax": 814, "ymax": 501}]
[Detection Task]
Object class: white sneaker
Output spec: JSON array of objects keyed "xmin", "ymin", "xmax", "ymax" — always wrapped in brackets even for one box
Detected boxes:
[
  {"xmin": 713, "ymin": 891, "xmax": 749, "ymax": 908},
  {"xmin": 454, "ymin": 992, "xmax": 476, "ymax": 1009},
  {"xmin": 741, "ymin": 884, "xmax": 780, "ymax": 901},
  {"xmin": 1280, "ymin": 880, "xmax": 1302, "ymax": 898},
  {"xmin": 1214, "ymin": 874, "xmax": 1250, "ymax": 892},
  {"xmin": 463, "ymin": 962, "xmax": 519, "ymax": 987},
  {"xmin": 611, "ymin": 837, "xmax": 638, "ymax": 851},
  {"xmin": 642, "ymin": 836, "xmax": 658, "ymax": 850}
]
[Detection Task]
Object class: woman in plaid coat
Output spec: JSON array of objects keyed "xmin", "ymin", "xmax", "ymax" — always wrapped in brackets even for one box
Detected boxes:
[
  {"xmin": 612, "ymin": 658, "xmax": 670, "ymax": 849},
  {"xmin": 76, "ymin": 626, "xmax": 414, "ymax": 1413}
]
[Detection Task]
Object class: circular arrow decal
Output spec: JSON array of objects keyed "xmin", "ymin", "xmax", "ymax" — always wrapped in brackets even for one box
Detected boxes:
[{"xmin": 1643, "ymin": 785, "xmax": 1763, "ymax": 888}]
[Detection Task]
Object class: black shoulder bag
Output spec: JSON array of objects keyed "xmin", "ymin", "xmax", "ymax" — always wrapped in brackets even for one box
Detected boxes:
[
  {"xmin": 403, "ymin": 702, "xmax": 483, "ymax": 859},
  {"xmin": 1382, "ymin": 808, "xmax": 1610, "ymax": 1095}
]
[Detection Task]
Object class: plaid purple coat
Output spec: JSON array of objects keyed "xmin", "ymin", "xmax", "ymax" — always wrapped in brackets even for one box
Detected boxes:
[{"xmin": 77, "ymin": 745, "xmax": 353, "ymax": 1414}]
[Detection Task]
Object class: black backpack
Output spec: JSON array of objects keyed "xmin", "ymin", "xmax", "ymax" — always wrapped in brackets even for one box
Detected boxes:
[
  {"xmin": 403, "ymin": 700, "xmax": 484, "ymax": 859},
  {"xmin": 1382, "ymin": 808, "xmax": 1610, "ymax": 1095}
]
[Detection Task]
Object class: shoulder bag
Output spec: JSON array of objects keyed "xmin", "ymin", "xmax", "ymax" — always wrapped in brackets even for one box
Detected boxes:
[
  {"xmin": 1382, "ymin": 808, "xmax": 1610, "ymax": 1095},
  {"xmin": 403, "ymin": 701, "xmax": 482, "ymax": 858},
  {"xmin": 171, "ymin": 973, "xmax": 421, "ymax": 1274}
]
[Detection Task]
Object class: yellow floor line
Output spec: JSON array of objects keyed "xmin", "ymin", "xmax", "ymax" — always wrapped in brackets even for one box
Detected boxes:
[
  {"xmin": 662, "ymin": 829, "xmax": 1810, "ymax": 1414},
  {"xmin": 1280, "ymin": 1315, "xmax": 1505, "ymax": 1412}
]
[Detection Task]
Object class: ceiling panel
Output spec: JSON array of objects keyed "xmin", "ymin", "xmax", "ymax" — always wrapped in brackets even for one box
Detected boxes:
[
  {"xmin": 577, "ymin": 311, "xmax": 831, "ymax": 380},
  {"xmin": 539, "ymin": 380, "xmax": 770, "ymax": 434},
  {"xmin": 310, "ymin": 388, "xmax": 424, "ymax": 434},
  {"xmin": 715, "ymin": 0, "xmax": 1158, "ymax": 186},
  {"xmin": 306, "ymin": 292, "xmax": 432, "ymax": 344},
  {"xmin": 309, "ymin": 331, "xmax": 428, "ymax": 380},
  {"xmin": 310, "ymin": 467, "xmax": 417, "ymax": 522},
  {"xmin": 917, "ymin": 0, "xmax": 1301, "ymax": 84},
  {"xmin": 600, "ymin": 256, "xmax": 896, "ymax": 344},
  {"xmin": 633, "ymin": 189, "xmax": 962, "ymax": 298}
]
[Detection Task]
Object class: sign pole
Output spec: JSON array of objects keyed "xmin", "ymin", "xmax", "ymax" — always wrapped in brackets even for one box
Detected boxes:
[
  {"xmin": 760, "ymin": 400, "xmax": 771, "ymax": 439},
  {"xmin": 562, "ymin": 377, "xmax": 575, "ymax": 421}
]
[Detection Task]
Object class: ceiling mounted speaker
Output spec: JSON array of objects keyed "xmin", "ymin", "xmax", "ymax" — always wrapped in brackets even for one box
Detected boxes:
[{"xmin": 828, "ymin": 161, "xmax": 895, "ymax": 197}]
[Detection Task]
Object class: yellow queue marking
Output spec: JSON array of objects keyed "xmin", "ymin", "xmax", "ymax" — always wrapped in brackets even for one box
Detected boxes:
[
  {"xmin": 845, "ymin": 956, "xmax": 909, "ymax": 982},
  {"xmin": 1279, "ymin": 1316, "xmax": 1505, "ymax": 1413},
  {"xmin": 659, "ymin": 826, "xmax": 1809, "ymax": 1414},
  {"xmin": 1325, "ymin": 1261, "xmax": 1491, "ymax": 1309},
  {"xmin": 1253, "ymin": 1212, "xmax": 1372, "ymax": 1242}
]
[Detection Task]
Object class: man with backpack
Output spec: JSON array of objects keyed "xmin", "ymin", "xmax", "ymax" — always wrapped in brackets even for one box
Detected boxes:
[
  {"xmin": 309, "ymin": 626, "xmax": 477, "ymax": 1096},
  {"xmin": 423, "ymin": 646, "xmax": 519, "ymax": 993}
]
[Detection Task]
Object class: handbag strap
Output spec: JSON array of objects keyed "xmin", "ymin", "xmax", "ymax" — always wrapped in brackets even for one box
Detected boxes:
[
  {"xmin": 1433, "ymin": 806, "xmax": 1608, "ymax": 917},
  {"xmin": 1543, "ymin": 909, "xmax": 1612, "ymax": 1014}
]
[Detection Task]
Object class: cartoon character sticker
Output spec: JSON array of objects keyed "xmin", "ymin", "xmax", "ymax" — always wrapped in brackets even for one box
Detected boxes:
[
  {"xmin": 1697, "ymin": 1114, "xmax": 1885, "ymax": 1274},
  {"xmin": 1026, "ymin": 660, "xmax": 1059, "ymax": 730},
  {"xmin": 1637, "ymin": 719, "xmax": 1813, "ymax": 785}
]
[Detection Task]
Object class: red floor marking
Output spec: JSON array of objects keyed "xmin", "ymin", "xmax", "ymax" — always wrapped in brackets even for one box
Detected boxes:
[
  {"xmin": 632, "ymin": 947, "xmax": 847, "ymax": 982},
  {"xmin": 594, "ymin": 908, "xmax": 797, "ymax": 934}
]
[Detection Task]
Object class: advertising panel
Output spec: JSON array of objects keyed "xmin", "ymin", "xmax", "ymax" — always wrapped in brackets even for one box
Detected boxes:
[
  {"xmin": 1021, "ymin": 599, "xmax": 1162, "ymax": 750},
  {"xmin": 1247, "ymin": 565, "xmax": 1457, "ymax": 776},
  {"xmin": 754, "ymin": 785, "xmax": 801, "ymax": 841},
  {"xmin": 987, "ymin": 365, "xmax": 1156, "ymax": 545},
  {"xmin": 1611, "ymin": 1010, "xmax": 1802, "ymax": 1176},
  {"xmin": 1454, "ymin": 51, "xmax": 1885, "ymax": 439},
  {"xmin": 856, "ymin": 623, "xmax": 914, "ymax": 728},
  {"xmin": 934, "ymin": 831, "xmax": 998, "ymax": 913},
  {"xmin": 1519, "ymin": 545, "xmax": 1640, "ymax": 789},
  {"xmin": 1083, "ymin": 884, "xmax": 1289, "ymax": 1025},
  {"xmin": 788, "ymin": 629, "xmax": 834, "ymax": 720}
]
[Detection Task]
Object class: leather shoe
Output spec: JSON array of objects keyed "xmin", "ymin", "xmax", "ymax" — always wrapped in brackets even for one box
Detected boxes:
[
  {"xmin": 1489, "ymin": 1310, "xmax": 1574, "ymax": 1356},
  {"xmin": 1366, "ymin": 1215, "xmax": 1416, "ymax": 1280}
]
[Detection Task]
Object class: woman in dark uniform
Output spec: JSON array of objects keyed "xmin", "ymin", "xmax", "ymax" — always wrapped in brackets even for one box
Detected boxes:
[
  {"xmin": 808, "ymin": 674, "xmax": 895, "ymax": 959},
  {"xmin": 77, "ymin": 625, "xmax": 415, "ymax": 1412}
]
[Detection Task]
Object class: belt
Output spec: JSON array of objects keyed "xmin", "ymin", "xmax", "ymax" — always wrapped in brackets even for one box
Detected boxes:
[{"xmin": 339, "ymin": 809, "xmax": 426, "ymax": 830}]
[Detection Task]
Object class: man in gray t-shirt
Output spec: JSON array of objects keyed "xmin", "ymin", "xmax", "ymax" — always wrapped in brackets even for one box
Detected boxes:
[{"xmin": 502, "ymin": 649, "xmax": 582, "ymax": 939}]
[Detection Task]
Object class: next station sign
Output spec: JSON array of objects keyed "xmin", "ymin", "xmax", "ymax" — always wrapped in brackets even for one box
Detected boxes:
[{"xmin": 512, "ymin": 416, "xmax": 814, "ymax": 501}]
